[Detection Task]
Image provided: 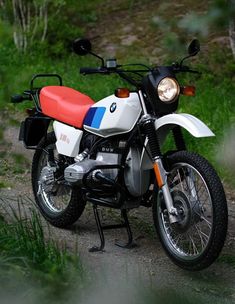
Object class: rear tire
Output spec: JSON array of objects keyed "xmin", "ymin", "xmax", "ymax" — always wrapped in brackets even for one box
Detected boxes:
[
  {"xmin": 152, "ymin": 151, "xmax": 228, "ymax": 270},
  {"xmin": 32, "ymin": 132, "xmax": 86, "ymax": 228}
]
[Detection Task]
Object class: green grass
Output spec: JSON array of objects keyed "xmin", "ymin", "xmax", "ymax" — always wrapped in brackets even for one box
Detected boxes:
[
  {"xmin": 0, "ymin": 181, "xmax": 9, "ymax": 189},
  {"xmin": 218, "ymin": 254, "xmax": 235, "ymax": 268},
  {"xmin": 0, "ymin": 151, "xmax": 30, "ymax": 177},
  {"xmin": 0, "ymin": 125, "xmax": 4, "ymax": 142},
  {"xmin": 11, "ymin": 153, "xmax": 30, "ymax": 174},
  {"xmin": 0, "ymin": 196, "xmax": 85, "ymax": 303},
  {"xmin": 1, "ymin": 45, "xmax": 234, "ymax": 183}
]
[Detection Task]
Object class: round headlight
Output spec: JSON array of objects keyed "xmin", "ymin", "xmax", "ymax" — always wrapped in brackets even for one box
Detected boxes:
[{"xmin": 157, "ymin": 77, "xmax": 180, "ymax": 103}]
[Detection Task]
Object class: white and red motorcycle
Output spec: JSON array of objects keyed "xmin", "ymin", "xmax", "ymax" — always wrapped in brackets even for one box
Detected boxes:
[{"xmin": 12, "ymin": 39, "xmax": 228, "ymax": 270}]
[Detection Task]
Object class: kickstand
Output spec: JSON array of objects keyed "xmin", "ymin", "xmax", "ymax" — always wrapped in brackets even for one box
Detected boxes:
[
  {"xmin": 89, "ymin": 205, "xmax": 105, "ymax": 252},
  {"xmin": 89, "ymin": 205, "xmax": 137, "ymax": 253}
]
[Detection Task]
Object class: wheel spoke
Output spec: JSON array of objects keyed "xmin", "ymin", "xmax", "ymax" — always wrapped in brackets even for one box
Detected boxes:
[
  {"xmin": 195, "ymin": 224, "xmax": 209, "ymax": 248},
  {"xmin": 37, "ymin": 145, "xmax": 73, "ymax": 213},
  {"xmin": 158, "ymin": 161, "xmax": 214, "ymax": 259},
  {"xmin": 200, "ymin": 215, "xmax": 212, "ymax": 228},
  {"xmin": 189, "ymin": 235, "xmax": 199, "ymax": 255}
]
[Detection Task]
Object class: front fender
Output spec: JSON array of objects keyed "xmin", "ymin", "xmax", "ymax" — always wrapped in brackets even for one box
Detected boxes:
[
  {"xmin": 140, "ymin": 113, "xmax": 214, "ymax": 170},
  {"xmin": 155, "ymin": 113, "xmax": 214, "ymax": 138}
]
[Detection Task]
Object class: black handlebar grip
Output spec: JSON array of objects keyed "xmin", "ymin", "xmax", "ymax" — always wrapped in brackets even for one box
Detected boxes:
[
  {"xmin": 11, "ymin": 94, "xmax": 31, "ymax": 103},
  {"xmin": 80, "ymin": 67, "xmax": 109, "ymax": 75},
  {"xmin": 80, "ymin": 67, "xmax": 101, "ymax": 74},
  {"xmin": 11, "ymin": 95, "xmax": 24, "ymax": 103}
]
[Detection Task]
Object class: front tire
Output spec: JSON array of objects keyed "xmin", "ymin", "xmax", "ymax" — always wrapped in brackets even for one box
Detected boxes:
[
  {"xmin": 32, "ymin": 132, "xmax": 86, "ymax": 228},
  {"xmin": 152, "ymin": 151, "xmax": 228, "ymax": 270}
]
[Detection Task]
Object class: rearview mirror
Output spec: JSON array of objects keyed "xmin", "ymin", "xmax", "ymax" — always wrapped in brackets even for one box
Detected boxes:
[
  {"xmin": 188, "ymin": 39, "xmax": 200, "ymax": 56},
  {"xmin": 73, "ymin": 38, "xmax": 92, "ymax": 56}
]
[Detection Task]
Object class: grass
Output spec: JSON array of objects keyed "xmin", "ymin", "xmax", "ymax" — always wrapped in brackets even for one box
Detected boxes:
[
  {"xmin": 0, "ymin": 128, "xmax": 3, "ymax": 142},
  {"xmin": 11, "ymin": 153, "xmax": 30, "ymax": 174},
  {"xmin": 0, "ymin": 150, "xmax": 30, "ymax": 182},
  {"xmin": 1, "ymin": 47, "xmax": 234, "ymax": 185},
  {"xmin": 0, "ymin": 196, "xmax": 85, "ymax": 303},
  {"xmin": 0, "ymin": 181, "xmax": 9, "ymax": 189},
  {"xmin": 218, "ymin": 254, "xmax": 235, "ymax": 268}
]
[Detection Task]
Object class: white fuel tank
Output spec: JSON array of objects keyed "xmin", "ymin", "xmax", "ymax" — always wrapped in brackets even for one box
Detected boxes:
[{"xmin": 83, "ymin": 93, "xmax": 142, "ymax": 137}]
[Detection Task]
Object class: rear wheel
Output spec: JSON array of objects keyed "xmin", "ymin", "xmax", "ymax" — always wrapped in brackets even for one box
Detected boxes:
[
  {"xmin": 152, "ymin": 151, "xmax": 228, "ymax": 270},
  {"xmin": 32, "ymin": 132, "xmax": 86, "ymax": 228}
]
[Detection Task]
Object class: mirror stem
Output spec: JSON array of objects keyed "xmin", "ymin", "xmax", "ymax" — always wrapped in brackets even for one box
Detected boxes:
[
  {"xmin": 89, "ymin": 50, "xmax": 105, "ymax": 67},
  {"xmin": 179, "ymin": 54, "xmax": 192, "ymax": 67}
]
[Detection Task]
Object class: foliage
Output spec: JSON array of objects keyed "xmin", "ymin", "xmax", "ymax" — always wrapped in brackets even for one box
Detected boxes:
[
  {"xmin": 0, "ymin": 0, "xmax": 83, "ymax": 54},
  {"xmin": 0, "ymin": 197, "xmax": 85, "ymax": 302},
  {"xmin": 0, "ymin": 0, "xmax": 234, "ymax": 180},
  {"xmin": 152, "ymin": 0, "xmax": 235, "ymax": 58}
]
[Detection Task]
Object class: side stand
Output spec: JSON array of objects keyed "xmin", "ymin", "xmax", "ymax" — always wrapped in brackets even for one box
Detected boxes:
[{"xmin": 89, "ymin": 205, "xmax": 137, "ymax": 252}]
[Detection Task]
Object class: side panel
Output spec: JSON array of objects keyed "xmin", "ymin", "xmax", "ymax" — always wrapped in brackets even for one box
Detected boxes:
[
  {"xmin": 53, "ymin": 121, "xmax": 83, "ymax": 157},
  {"xmin": 83, "ymin": 93, "xmax": 142, "ymax": 137}
]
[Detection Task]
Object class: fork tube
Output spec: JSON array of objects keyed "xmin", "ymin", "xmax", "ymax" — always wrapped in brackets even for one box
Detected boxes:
[
  {"xmin": 141, "ymin": 115, "xmax": 179, "ymax": 223},
  {"xmin": 173, "ymin": 126, "xmax": 186, "ymax": 150},
  {"xmin": 138, "ymin": 90, "xmax": 148, "ymax": 115}
]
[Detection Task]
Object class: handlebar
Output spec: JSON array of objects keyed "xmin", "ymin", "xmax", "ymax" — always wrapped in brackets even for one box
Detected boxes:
[
  {"xmin": 171, "ymin": 64, "xmax": 201, "ymax": 74},
  {"xmin": 80, "ymin": 64, "xmax": 200, "ymax": 76},
  {"xmin": 80, "ymin": 67, "xmax": 109, "ymax": 75}
]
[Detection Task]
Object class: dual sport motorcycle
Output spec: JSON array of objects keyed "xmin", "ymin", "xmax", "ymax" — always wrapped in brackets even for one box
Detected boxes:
[{"xmin": 12, "ymin": 38, "xmax": 228, "ymax": 270}]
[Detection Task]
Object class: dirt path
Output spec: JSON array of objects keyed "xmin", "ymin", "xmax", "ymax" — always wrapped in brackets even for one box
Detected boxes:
[{"xmin": 1, "ymin": 123, "xmax": 235, "ymax": 303}]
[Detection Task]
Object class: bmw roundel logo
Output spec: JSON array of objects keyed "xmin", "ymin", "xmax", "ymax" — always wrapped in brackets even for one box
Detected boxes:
[{"xmin": 110, "ymin": 102, "xmax": 117, "ymax": 113}]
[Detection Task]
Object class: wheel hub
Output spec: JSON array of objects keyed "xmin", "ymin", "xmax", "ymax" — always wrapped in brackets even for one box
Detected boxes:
[
  {"xmin": 171, "ymin": 190, "xmax": 192, "ymax": 233},
  {"xmin": 39, "ymin": 165, "xmax": 56, "ymax": 194}
]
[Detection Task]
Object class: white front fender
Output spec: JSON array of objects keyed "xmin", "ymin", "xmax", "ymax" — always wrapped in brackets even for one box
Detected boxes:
[
  {"xmin": 140, "ymin": 113, "xmax": 214, "ymax": 170},
  {"xmin": 155, "ymin": 113, "xmax": 215, "ymax": 138}
]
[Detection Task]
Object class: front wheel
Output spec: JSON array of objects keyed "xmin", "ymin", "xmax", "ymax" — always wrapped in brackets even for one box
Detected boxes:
[{"xmin": 152, "ymin": 151, "xmax": 228, "ymax": 270}]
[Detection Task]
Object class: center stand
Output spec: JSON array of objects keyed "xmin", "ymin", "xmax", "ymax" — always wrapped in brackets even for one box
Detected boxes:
[{"xmin": 89, "ymin": 204, "xmax": 137, "ymax": 252}]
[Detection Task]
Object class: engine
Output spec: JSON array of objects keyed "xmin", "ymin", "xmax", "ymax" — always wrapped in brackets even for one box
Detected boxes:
[
  {"xmin": 64, "ymin": 152, "xmax": 119, "ymax": 185},
  {"xmin": 64, "ymin": 134, "xmax": 150, "ymax": 197}
]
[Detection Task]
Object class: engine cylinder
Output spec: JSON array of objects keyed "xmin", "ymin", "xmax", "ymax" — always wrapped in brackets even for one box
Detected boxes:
[{"xmin": 64, "ymin": 159, "xmax": 104, "ymax": 184}]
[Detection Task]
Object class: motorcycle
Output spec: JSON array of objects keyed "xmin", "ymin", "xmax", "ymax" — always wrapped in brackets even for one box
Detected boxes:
[{"xmin": 11, "ymin": 38, "xmax": 228, "ymax": 270}]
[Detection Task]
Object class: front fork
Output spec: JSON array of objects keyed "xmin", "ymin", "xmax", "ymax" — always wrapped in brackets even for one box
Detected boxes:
[{"xmin": 142, "ymin": 115, "xmax": 179, "ymax": 223}]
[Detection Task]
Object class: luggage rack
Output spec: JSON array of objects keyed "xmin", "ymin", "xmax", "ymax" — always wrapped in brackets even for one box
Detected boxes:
[
  {"xmin": 30, "ymin": 74, "xmax": 63, "ymax": 112},
  {"xmin": 11, "ymin": 73, "xmax": 63, "ymax": 111}
]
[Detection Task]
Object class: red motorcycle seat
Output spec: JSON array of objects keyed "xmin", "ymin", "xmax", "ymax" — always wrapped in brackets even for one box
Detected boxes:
[{"xmin": 40, "ymin": 86, "xmax": 94, "ymax": 128}]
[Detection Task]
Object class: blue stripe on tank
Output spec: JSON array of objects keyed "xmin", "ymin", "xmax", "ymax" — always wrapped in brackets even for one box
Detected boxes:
[
  {"xmin": 91, "ymin": 107, "xmax": 106, "ymax": 128},
  {"xmin": 84, "ymin": 107, "xmax": 106, "ymax": 129},
  {"xmin": 84, "ymin": 107, "xmax": 96, "ymax": 126}
]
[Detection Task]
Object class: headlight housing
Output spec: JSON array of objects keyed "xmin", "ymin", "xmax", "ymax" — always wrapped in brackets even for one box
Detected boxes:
[{"xmin": 157, "ymin": 77, "xmax": 180, "ymax": 103}]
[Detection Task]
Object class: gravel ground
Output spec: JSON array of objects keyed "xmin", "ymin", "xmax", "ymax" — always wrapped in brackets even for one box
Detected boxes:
[{"xmin": 1, "ymin": 123, "xmax": 235, "ymax": 303}]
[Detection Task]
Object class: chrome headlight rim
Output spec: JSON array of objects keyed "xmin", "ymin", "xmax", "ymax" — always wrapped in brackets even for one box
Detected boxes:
[{"xmin": 157, "ymin": 77, "xmax": 180, "ymax": 104}]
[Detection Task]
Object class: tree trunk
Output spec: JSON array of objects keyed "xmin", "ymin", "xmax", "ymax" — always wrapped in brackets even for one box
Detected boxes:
[
  {"xmin": 11, "ymin": 0, "xmax": 49, "ymax": 52},
  {"xmin": 229, "ymin": 0, "xmax": 235, "ymax": 59},
  {"xmin": 229, "ymin": 19, "xmax": 235, "ymax": 59}
]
